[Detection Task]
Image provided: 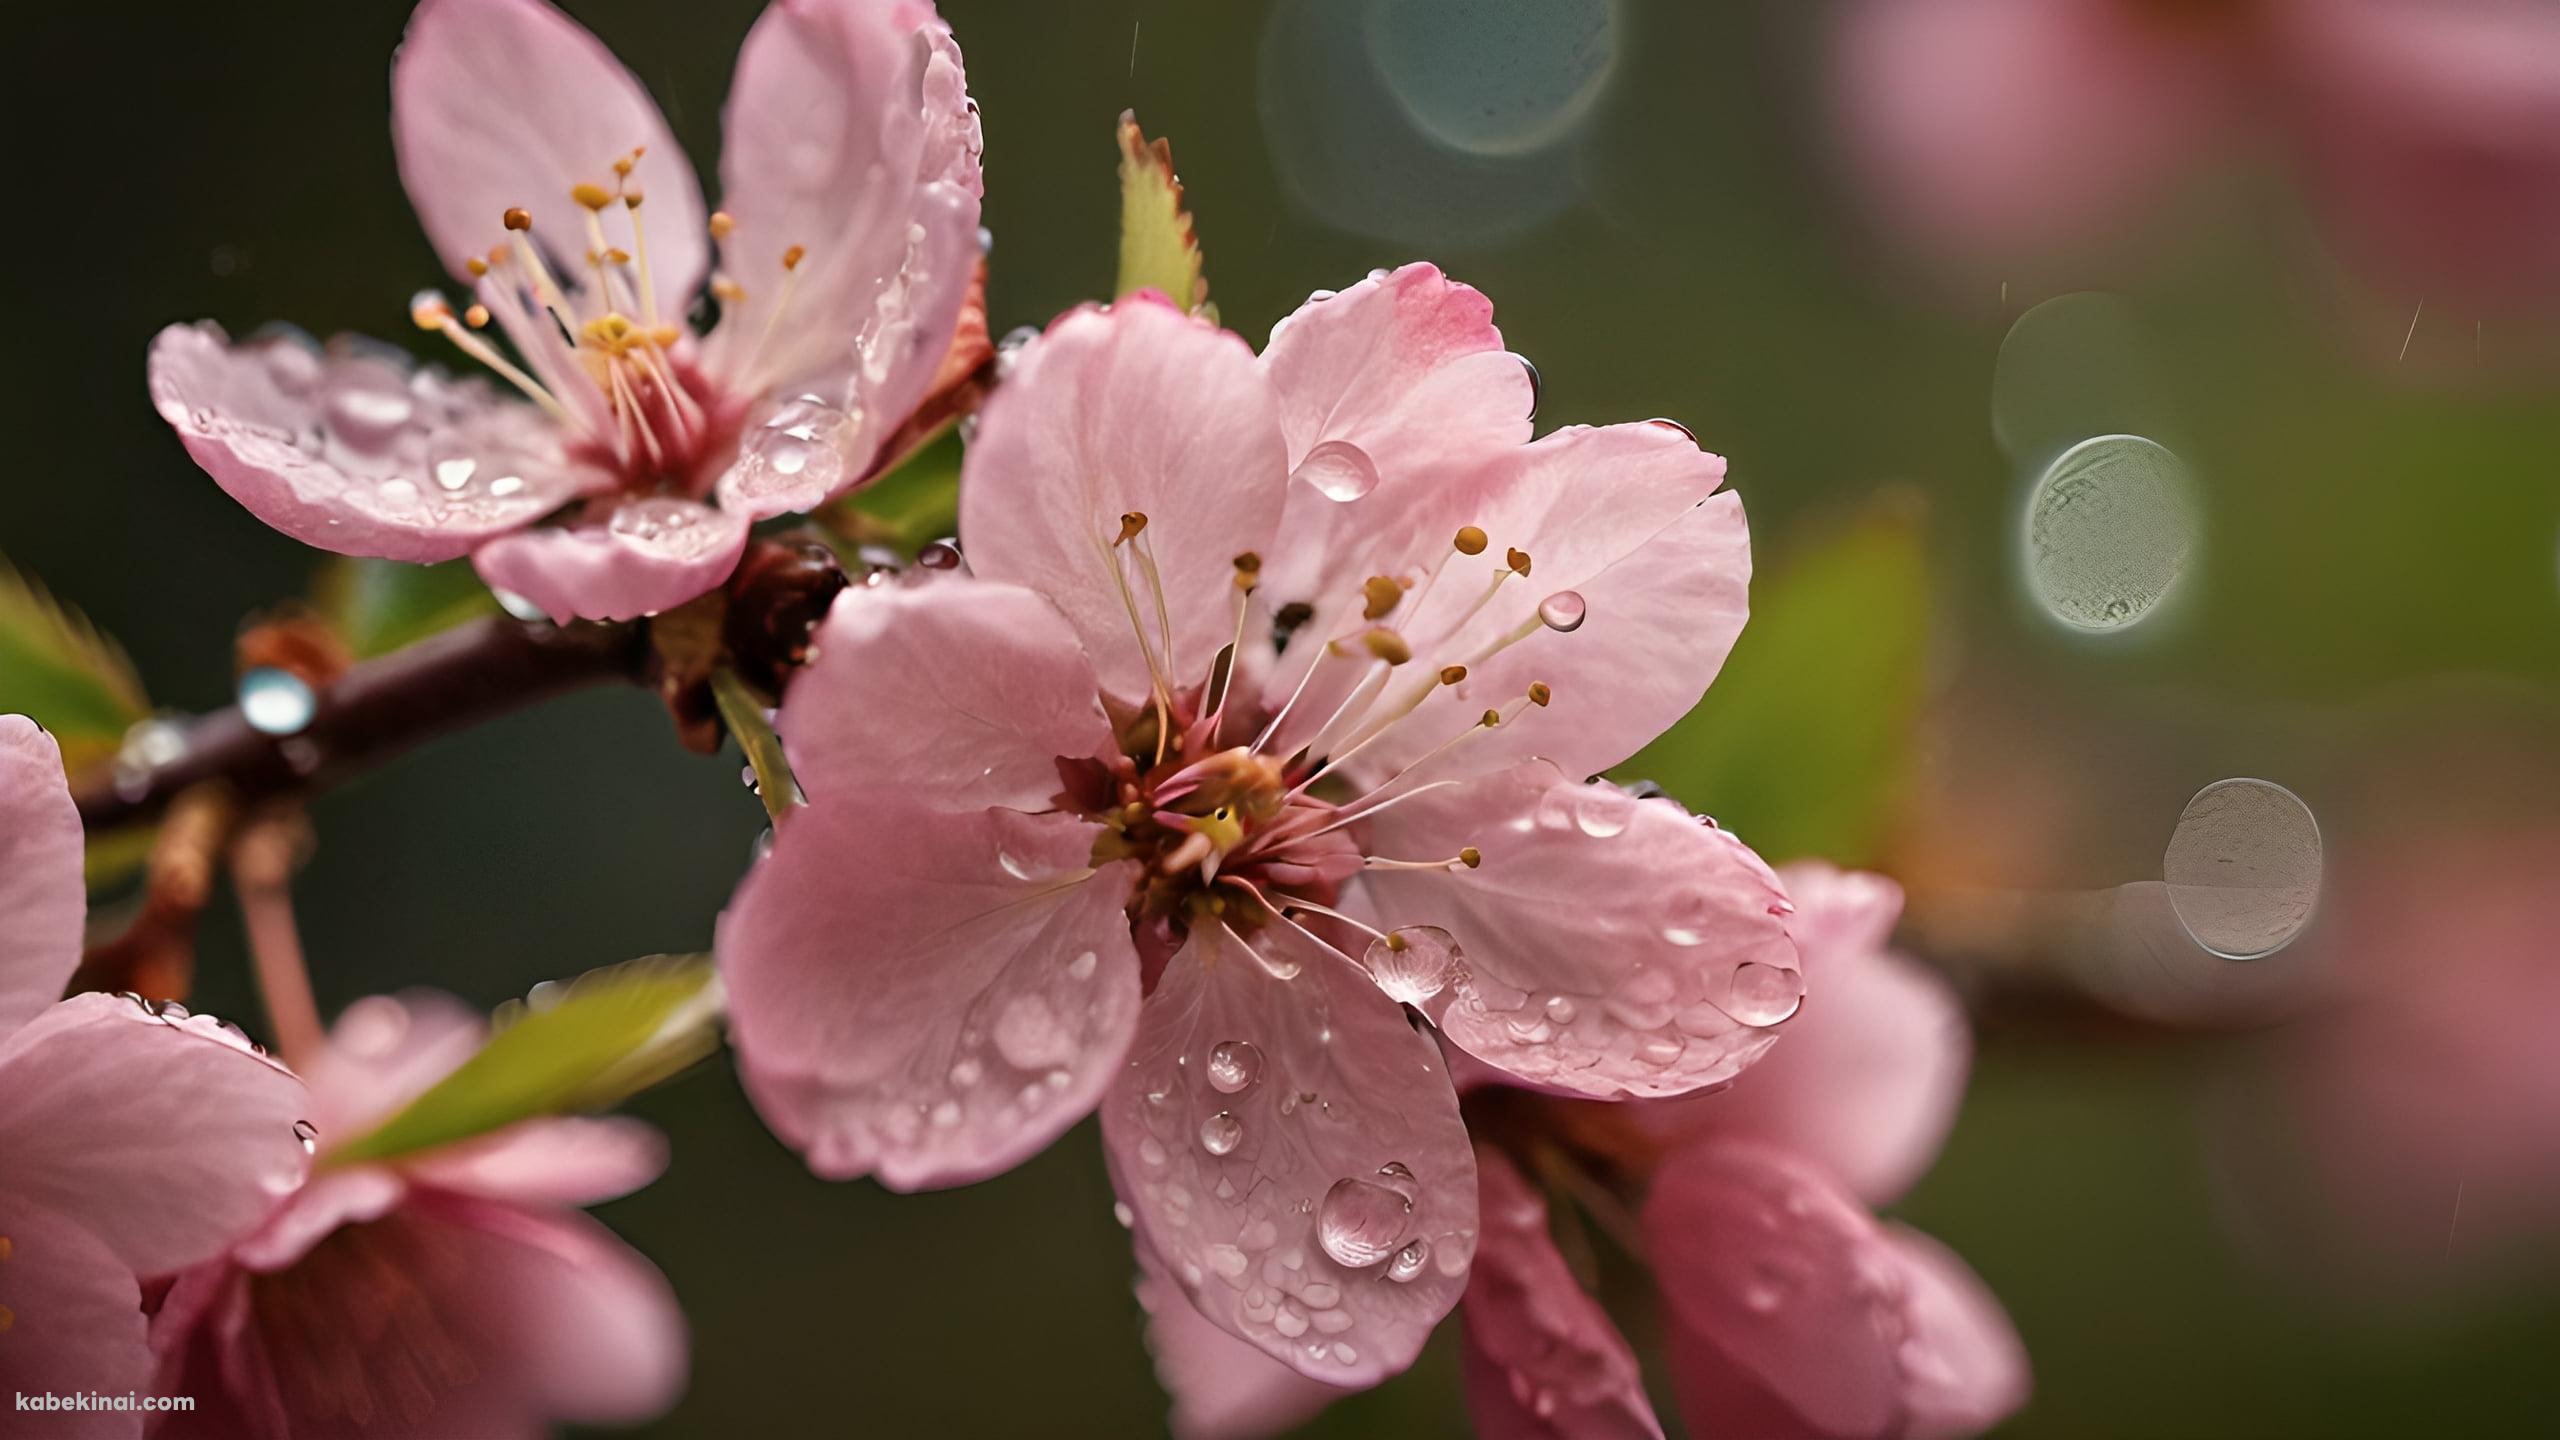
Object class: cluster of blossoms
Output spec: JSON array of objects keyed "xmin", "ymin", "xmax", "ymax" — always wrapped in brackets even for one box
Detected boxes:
[{"xmin": 5, "ymin": 0, "xmax": 2036, "ymax": 1434}]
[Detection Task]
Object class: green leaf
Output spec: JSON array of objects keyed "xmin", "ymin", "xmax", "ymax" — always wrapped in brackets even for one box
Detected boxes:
[
  {"xmin": 327, "ymin": 955, "xmax": 722, "ymax": 1166},
  {"xmin": 313, "ymin": 556, "xmax": 501, "ymax": 660},
  {"xmin": 711, "ymin": 666, "xmax": 800, "ymax": 821},
  {"xmin": 1115, "ymin": 110, "xmax": 1212, "ymax": 316},
  {"xmin": 1617, "ymin": 499, "xmax": 1931, "ymax": 867},
  {"xmin": 0, "ymin": 554, "xmax": 149, "ymax": 773},
  {"xmin": 822, "ymin": 425, "xmax": 963, "ymax": 557}
]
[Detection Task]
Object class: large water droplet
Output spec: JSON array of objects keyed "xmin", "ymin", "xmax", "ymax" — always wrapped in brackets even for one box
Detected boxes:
[
  {"xmin": 1724, "ymin": 961, "xmax": 1803, "ymax": 1026},
  {"xmin": 2164, "ymin": 778, "xmax": 2322, "ymax": 960},
  {"xmin": 1294, "ymin": 439, "xmax": 1380, "ymax": 502},
  {"xmin": 1200, "ymin": 1110, "xmax": 1245, "ymax": 1156},
  {"xmin": 1572, "ymin": 785, "xmax": 1633, "ymax": 838},
  {"xmin": 1206, "ymin": 1039, "xmax": 1264, "ymax": 1094},
  {"xmin": 2022, "ymin": 434, "xmax": 2199, "ymax": 632},
  {"xmin": 1317, "ymin": 1176, "xmax": 1414, "ymax": 1268},
  {"xmin": 324, "ymin": 373, "xmax": 414, "ymax": 449},
  {"xmin": 238, "ymin": 668, "xmax": 316, "ymax": 736},
  {"xmin": 1364, "ymin": 926, "xmax": 1464, "ymax": 1005},
  {"xmin": 1536, "ymin": 590, "xmax": 1587, "ymax": 633}
]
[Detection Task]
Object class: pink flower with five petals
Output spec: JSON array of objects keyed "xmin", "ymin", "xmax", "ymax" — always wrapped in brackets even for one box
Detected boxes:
[
  {"xmin": 149, "ymin": 0, "xmax": 984, "ymax": 623},
  {"xmin": 0, "ymin": 716, "xmax": 314, "ymax": 1436},
  {"xmin": 1131, "ymin": 864, "xmax": 2027, "ymax": 1439},
  {"xmin": 147, "ymin": 990, "xmax": 686, "ymax": 1439},
  {"xmin": 717, "ymin": 267, "xmax": 1800, "ymax": 1388}
]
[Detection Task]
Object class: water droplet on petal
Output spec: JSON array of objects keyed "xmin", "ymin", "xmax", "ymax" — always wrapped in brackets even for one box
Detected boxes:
[
  {"xmin": 1293, "ymin": 439, "xmax": 1380, "ymax": 502},
  {"xmin": 1206, "ymin": 1040, "xmax": 1264, "ymax": 1094},
  {"xmin": 1572, "ymin": 785, "xmax": 1632, "ymax": 838},
  {"xmin": 1724, "ymin": 961, "xmax": 1804, "ymax": 1026},
  {"xmin": 238, "ymin": 667, "xmax": 316, "ymax": 736},
  {"xmin": 1364, "ymin": 926, "xmax": 1464, "ymax": 1005},
  {"xmin": 916, "ymin": 538, "xmax": 967, "ymax": 573},
  {"xmin": 997, "ymin": 848, "xmax": 1039, "ymax": 881},
  {"xmin": 292, "ymin": 1119, "xmax": 319, "ymax": 1155},
  {"xmin": 1536, "ymin": 590, "xmax": 1587, "ymax": 633},
  {"xmin": 493, "ymin": 588, "xmax": 548, "ymax": 622},
  {"xmin": 1387, "ymin": 1236, "xmax": 1431, "ymax": 1281},
  {"xmin": 1317, "ymin": 1175, "xmax": 1414, "ymax": 1267},
  {"xmin": 1200, "ymin": 1110, "xmax": 1244, "ymax": 1156},
  {"xmin": 1515, "ymin": 354, "xmax": 1542, "ymax": 418}
]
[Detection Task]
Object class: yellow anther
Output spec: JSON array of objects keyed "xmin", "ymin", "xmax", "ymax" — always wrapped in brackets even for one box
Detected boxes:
[
  {"xmin": 0, "ymin": 1236, "xmax": 13, "ymax": 1260},
  {"xmin": 571, "ymin": 182, "xmax": 614, "ymax": 212},
  {"xmin": 1385, "ymin": 931, "xmax": 1409, "ymax": 952},
  {"xmin": 1454, "ymin": 525, "xmax": 1489, "ymax": 556},
  {"xmin": 1232, "ymin": 551, "xmax": 1262, "ymax": 592},
  {"xmin": 623, "ymin": 189, "xmax": 645, "ymax": 209},
  {"xmin": 409, "ymin": 296, "xmax": 452, "ymax": 330},
  {"xmin": 781, "ymin": 243, "xmax": 807, "ymax": 271},
  {"xmin": 1527, "ymin": 681, "xmax": 1552, "ymax": 707},
  {"xmin": 464, "ymin": 303, "xmax": 491, "ymax": 329},
  {"xmin": 1480, "ymin": 708, "xmax": 1501, "ymax": 728},
  {"xmin": 1506, "ymin": 547, "xmax": 1532, "ymax": 577},
  {"xmin": 0, "ymin": 1302, "xmax": 13, "ymax": 1334},
  {"xmin": 1438, "ymin": 664, "xmax": 1468, "ymax": 685},
  {"xmin": 1116, "ymin": 512, "xmax": 1150, "ymax": 545},
  {"xmin": 487, "ymin": 244, "xmax": 513, "ymax": 267},
  {"xmin": 712, "ymin": 277, "xmax": 747, "ymax": 304},
  {"xmin": 1459, "ymin": 846, "xmax": 1483, "ymax": 868},
  {"xmin": 1362, "ymin": 627, "xmax": 1413, "ymax": 665},
  {"xmin": 612, "ymin": 153, "xmax": 637, "ymax": 178},
  {"xmin": 503, "ymin": 207, "xmax": 533, "ymax": 232},
  {"xmin": 1359, "ymin": 574, "xmax": 1404, "ymax": 621},
  {"xmin": 651, "ymin": 325, "xmax": 682, "ymax": 346},
  {"xmin": 710, "ymin": 210, "xmax": 737, "ymax": 239},
  {"xmin": 465, "ymin": 255, "xmax": 489, "ymax": 277}
]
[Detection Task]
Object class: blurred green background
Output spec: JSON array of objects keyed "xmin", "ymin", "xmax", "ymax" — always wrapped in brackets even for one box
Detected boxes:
[{"xmin": 7, "ymin": 0, "xmax": 2559, "ymax": 1434}]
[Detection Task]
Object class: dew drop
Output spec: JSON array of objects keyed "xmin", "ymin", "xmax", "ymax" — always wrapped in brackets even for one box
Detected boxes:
[
  {"xmin": 1515, "ymin": 354, "xmax": 1542, "ymax": 418},
  {"xmin": 1200, "ymin": 1111, "xmax": 1245, "ymax": 1156},
  {"xmin": 1317, "ymin": 1175, "xmax": 1414, "ymax": 1268},
  {"xmin": 1364, "ymin": 926, "xmax": 1464, "ymax": 1005},
  {"xmin": 432, "ymin": 456, "xmax": 477, "ymax": 491},
  {"xmin": 324, "ymin": 374, "xmax": 414, "ymax": 447},
  {"xmin": 1067, "ymin": 949, "xmax": 1099, "ymax": 981},
  {"xmin": 1113, "ymin": 1201, "xmax": 1135, "ymax": 1229},
  {"xmin": 492, "ymin": 588, "xmax": 548, "ymax": 622},
  {"xmin": 1387, "ymin": 1236, "xmax": 1432, "ymax": 1282},
  {"xmin": 291, "ymin": 1119, "xmax": 319, "ymax": 1155},
  {"xmin": 1724, "ymin": 961, "xmax": 1804, "ymax": 1026},
  {"xmin": 1572, "ymin": 785, "xmax": 1633, "ymax": 839},
  {"xmin": 997, "ymin": 848, "xmax": 1039, "ymax": 881},
  {"xmin": 1206, "ymin": 1040, "xmax": 1264, "ymax": 1094},
  {"xmin": 916, "ymin": 538, "xmax": 966, "ymax": 573},
  {"xmin": 1536, "ymin": 590, "xmax": 1587, "ymax": 633},
  {"xmin": 1294, "ymin": 439, "xmax": 1380, "ymax": 502},
  {"xmin": 1543, "ymin": 994, "xmax": 1578, "ymax": 1025},
  {"xmin": 238, "ymin": 667, "xmax": 316, "ymax": 736}
]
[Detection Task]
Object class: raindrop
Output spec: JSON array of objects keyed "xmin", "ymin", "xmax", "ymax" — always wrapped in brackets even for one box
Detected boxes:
[
  {"xmin": 2021, "ymin": 434, "xmax": 2199, "ymax": 632},
  {"xmin": 1543, "ymin": 994, "xmax": 1578, "ymax": 1025},
  {"xmin": 1317, "ymin": 1175, "xmax": 1414, "ymax": 1268},
  {"xmin": 1572, "ymin": 785, "xmax": 1633, "ymax": 839},
  {"xmin": 1724, "ymin": 961, "xmax": 1804, "ymax": 1026},
  {"xmin": 997, "ymin": 848, "xmax": 1039, "ymax": 881},
  {"xmin": 1647, "ymin": 417, "xmax": 1698, "ymax": 444},
  {"xmin": 237, "ymin": 667, "xmax": 316, "ymax": 736},
  {"xmin": 1364, "ymin": 926, "xmax": 1464, "ymax": 1005},
  {"xmin": 292, "ymin": 1119, "xmax": 319, "ymax": 1155},
  {"xmin": 2164, "ymin": 778, "xmax": 2322, "ymax": 960},
  {"xmin": 1537, "ymin": 590, "xmax": 1587, "ymax": 633},
  {"xmin": 1200, "ymin": 1111, "xmax": 1245, "ymax": 1156},
  {"xmin": 1294, "ymin": 439, "xmax": 1380, "ymax": 502},
  {"xmin": 1206, "ymin": 1040, "xmax": 1264, "ymax": 1094},
  {"xmin": 432, "ymin": 456, "xmax": 477, "ymax": 491},
  {"xmin": 916, "ymin": 538, "xmax": 966, "ymax": 572},
  {"xmin": 1386, "ymin": 1236, "xmax": 1431, "ymax": 1282},
  {"xmin": 324, "ymin": 371, "xmax": 414, "ymax": 447},
  {"xmin": 492, "ymin": 588, "xmax": 548, "ymax": 622}
]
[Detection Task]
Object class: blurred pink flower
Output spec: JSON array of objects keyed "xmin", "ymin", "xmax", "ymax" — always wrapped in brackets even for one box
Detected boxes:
[
  {"xmin": 0, "ymin": 716, "xmax": 313, "ymax": 1433},
  {"xmin": 147, "ymin": 992, "xmax": 685, "ymax": 1439},
  {"xmin": 1836, "ymin": 0, "xmax": 2560, "ymax": 304},
  {"xmin": 149, "ymin": 0, "xmax": 984, "ymax": 623},
  {"xmin": 719, "ymin": 268, "xmax": 1795, "ymax": 1386},
  {"xmin": 1130, "ymin": 863, "xmax": 2027, "ymax": 1439}
]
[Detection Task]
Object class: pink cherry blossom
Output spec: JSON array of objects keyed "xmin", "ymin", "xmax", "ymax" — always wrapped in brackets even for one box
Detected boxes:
[
  {"xmin": 1126, "ymin": 862, "xmax": 2024, "ymax": 1438},
  {"xmin": 719, "ymin": 267, "xmax": 1795, "ymax": 1387},
  {"xmin": 148, "ymin": 0, "xmax": 984, "ymax": 623},
  {"xmin": 1836, "ymin": 0, "xmax": 2560, "ymax": 305},
  {"xmin": 0, "ymin": 716, "xmax": 314, "ymax": 1434},
  {"xmin": 147, "ymin": 990, "xmax": 685, "ymax": 1438}
]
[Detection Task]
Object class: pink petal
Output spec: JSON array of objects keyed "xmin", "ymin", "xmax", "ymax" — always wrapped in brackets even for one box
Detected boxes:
[
  {"xmin": 1832, "ymin": 0, "xmax": 2240, "ymax": 260},
  {"xmin": 0, "ymin": 1208, "xmax": 150, "ymax": 1438},
  {"xmin": 1885, "ymin": 1225, "xmax": 2032, "ymax": 1440},
  {"xmin": 1099, "ymin": 924, "xmax": 1478, "ymax": 1388},
  {"xmin": 399, "ymin": 1116, "xmax": 668, "ymax": 1208},
  {"xmin": 0, "ymin": 715, "xmax": 84, "ymax": 1039},
  {"xmin": 719, "ymin": 800, "xmax": 1142, "ymax": 1189},
  {"xmin": 1357, "ymin": 761, "xmax": 1800, "ymax": 1100},
  {"xmin": 1136, "ymin": 1240, "xmax": 1348, "ymax": 1440},
  {"xmin": 1255, "ymin": 266, "xmax": 1532, "ymax": 633},
  {"xmin": 470, "ymin": 494, "xmax": 750, "ymax": 623},
  {"xmin": 293, "ymin": 990, "xmax": 490, "ymax": 1145},
  {"xmin": 711, "ymin": 0, "xmax": 984, "ymax": 509},
  {"xmin": 148, "ymin": 323, "xmax": 609, "ymax": 564},
  {"xmin": 229, "ymin": 1164, "xmax": 410, "ymax": 1273},
  {"xmin": 0, "ymin": 993, "xmax": 310, "ymax": 1277},
  {"xmin": 1646, "ymin": 1139, "xmax": 1905, "ymax": 1440},
  {"xmin": 775, "ymin": 579, "xmax": 1112, "ymax": 813},
  {"xmin": 959, "ymin": 299, "xmax": 1288, "ymax": 706},
  {"xmin": 1343, "ymin": 425, "xmax": 1748, "ymax": 787},
  {"xmin": 1649, "ymin": 864, "xmax": 1970, "ymax": 1206},
  {"xmin": 2275, "ymin": 0, "xmax": 2560, "ymax": 305},
  {"xmin": 1460, "ymin": 1149, "xmax": 1663, "ymax": 1440},
  {"xmin": 392, "ymin": 0, "xmax": 707, "ymax": 319}
]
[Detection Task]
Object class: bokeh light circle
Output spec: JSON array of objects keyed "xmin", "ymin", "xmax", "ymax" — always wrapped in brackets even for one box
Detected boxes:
[
  {"xmin": 2163, "ymin": 779, "xmax": 2323, "ymax": 960},
  {"xmin": 2020, "ymin": 434, "xmax": 2200, "ymax": 631}
]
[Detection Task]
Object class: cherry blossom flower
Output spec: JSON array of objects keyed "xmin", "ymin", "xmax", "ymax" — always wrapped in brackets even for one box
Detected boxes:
[
  {"xmin": 1125, "ymin": 863, "xmax": 2027, "ymax": 1438},
  {"xmin": 148, "ymin": 990, "xmax": 686, "ymax": 1438},
  {"xmin": 1835, "ymin": 0, "xmax": 2560, "ymax": 305},
  {"xmin": 0, "ymin": 716, "xmax": 313, "ymax": 1433},
  {"xmin": 149, "ymin": 0, "xmax": 984, "ymax": 623},
  {"xmin": 719, "ymin": 267, "xmax": 1798, "ymax": 1387}
]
